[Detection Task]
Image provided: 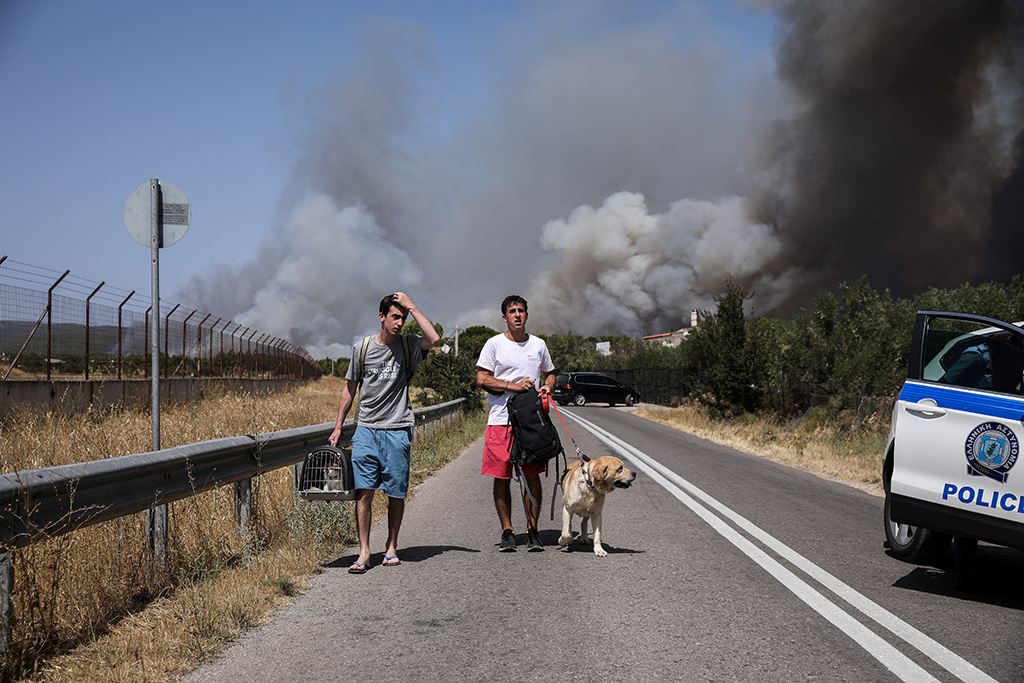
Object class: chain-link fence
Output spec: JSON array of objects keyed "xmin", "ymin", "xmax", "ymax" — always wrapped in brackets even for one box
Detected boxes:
[{"xmin": 0, "ymin": 257, "xmax": 320, "ymax": 381}]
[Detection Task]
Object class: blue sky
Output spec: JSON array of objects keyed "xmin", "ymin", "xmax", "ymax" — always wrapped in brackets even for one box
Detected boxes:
[{"xmin": 1, "ymin": 1, "xmax": 782, "ymax": 354}]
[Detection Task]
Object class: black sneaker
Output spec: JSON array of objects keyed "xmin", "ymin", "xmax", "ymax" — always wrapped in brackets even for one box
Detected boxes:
[
  {"xmin": 499, "ymin": 528, "xmax": 517, "ymax": 552},
  {"xmin": 526, "ymin": 528, "xmax": 544, "ymax": 552}
]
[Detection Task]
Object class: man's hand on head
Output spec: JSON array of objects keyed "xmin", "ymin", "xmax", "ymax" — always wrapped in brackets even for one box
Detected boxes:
[{"xmin": 392, "ymin": 291, "xmax": 413, "ymax": 314}]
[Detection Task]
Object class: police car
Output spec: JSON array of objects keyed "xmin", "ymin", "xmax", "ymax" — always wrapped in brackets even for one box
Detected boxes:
[{"xmin": 883, "ymin": 311, "xmax": 1024, "ymax": 563}]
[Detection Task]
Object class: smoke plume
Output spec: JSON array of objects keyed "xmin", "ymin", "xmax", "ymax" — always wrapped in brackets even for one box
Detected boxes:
[
  {"xmin": 530, "ymin": 0, "xmax": 1024, "ymax": 330},
  {"xmin": 527, "ymin": 192, "xmax": 795, "ymax": 336},
  {"xmin": 179, "ymin": 1, "xmax": 1024, "ymax": 357},
  {"xmin": 757, "ymin": 0, "xmax": 1024, "ymax": 297}
]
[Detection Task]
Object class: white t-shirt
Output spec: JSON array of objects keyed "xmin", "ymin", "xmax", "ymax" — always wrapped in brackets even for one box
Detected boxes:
[{"xmin": 476, "ymin": 333, "xmax": 555, "ymax": 426}]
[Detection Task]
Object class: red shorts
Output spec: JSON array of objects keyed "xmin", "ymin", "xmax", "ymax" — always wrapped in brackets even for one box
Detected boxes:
[{"xmin": 481, "ymin": 425, "xmax": 548, "ymax": 479}]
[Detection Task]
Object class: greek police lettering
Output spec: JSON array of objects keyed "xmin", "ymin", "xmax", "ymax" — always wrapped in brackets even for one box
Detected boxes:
[
  {"xmin": 942, "ymin": 483, "xmax": 1021, "ymax": 513},
  {"xmin": 963, "ymin": 421, "xmax": 1019, "ymax": 483}
]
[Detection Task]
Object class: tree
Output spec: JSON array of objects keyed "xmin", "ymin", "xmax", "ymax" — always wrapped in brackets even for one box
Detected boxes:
[
  {"xmin": 317, "ymin": 357, "xmax": 350, "ymax": 378},
  {"xmin": 596, "ymin": 336, "xmax": 684, "ymax": 371},
  {"xmin": 402, "ymin": 319, "xmax": 444, "ymax": 339},
  {"xmin": 686, "ymin": 280, "xmax": 768, "ymax": 413},
  {"xmin": 456, "ymin": 325, "xmax": 498, "ymax": 362},
  {"xmin": 413, "ymin": 350, "xmax": 482, "ymax": 410},
  {"xmin": 540, "ymin": 333, "xmax": 600, "ymax": 373}
]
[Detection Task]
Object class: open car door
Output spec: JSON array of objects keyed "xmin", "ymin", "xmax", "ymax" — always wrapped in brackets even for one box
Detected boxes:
[{"xmin": 889, "ymin": 311, "xmax": 1024, "ymax": 552}]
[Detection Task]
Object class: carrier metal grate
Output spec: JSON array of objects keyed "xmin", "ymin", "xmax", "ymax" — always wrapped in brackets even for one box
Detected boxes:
[{"xmin": 296, "ymin": 445, "xmax": 355, "ymax": 501}]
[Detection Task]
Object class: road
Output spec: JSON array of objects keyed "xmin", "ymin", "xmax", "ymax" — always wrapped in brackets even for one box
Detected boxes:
[{"xmin": 181, "ymin": 406, "xmax": 1024, "ymax": 682}]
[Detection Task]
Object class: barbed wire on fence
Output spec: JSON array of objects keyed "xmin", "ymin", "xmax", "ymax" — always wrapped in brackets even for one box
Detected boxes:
[{"xmin": 0, "ymin": 257, "xmax": 320, "ymax": 381}]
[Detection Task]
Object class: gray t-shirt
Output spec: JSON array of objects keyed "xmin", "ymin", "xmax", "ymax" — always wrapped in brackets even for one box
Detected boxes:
[{"xmin": 346, "ymin": 334, "xmax": 425, "ymax": 429}]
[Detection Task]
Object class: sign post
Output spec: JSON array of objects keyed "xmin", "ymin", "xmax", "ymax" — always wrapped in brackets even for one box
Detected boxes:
[{"xmin": 124, "ymin": 178, "xmax": 190, "ymax": 569}]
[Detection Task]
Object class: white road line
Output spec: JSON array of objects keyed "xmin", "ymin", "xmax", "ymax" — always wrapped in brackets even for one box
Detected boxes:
[{"xmin": 564, "ymin": 409, "xmax": 997, "ymax": 683}]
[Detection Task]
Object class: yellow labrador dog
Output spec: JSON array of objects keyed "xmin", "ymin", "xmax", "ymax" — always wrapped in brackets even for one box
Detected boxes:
[{"xmin": 558, "ymin": 456, "xmax": 636, "ymax": 556}]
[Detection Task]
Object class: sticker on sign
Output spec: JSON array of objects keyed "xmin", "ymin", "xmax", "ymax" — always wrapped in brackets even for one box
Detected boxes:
[{"xmin": 124, "ymin": 180, "xmax": 191, "ymax": 247}]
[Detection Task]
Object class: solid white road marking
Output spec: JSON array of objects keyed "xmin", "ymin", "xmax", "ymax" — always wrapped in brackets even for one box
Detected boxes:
[{"xmin": 564, "ymin": 409, "xmax": 997, "ymax": 683}]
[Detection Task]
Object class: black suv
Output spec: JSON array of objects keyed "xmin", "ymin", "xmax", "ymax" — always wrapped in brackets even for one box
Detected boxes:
[{"xmin": 552, "ymin": 372, "xmax": 639, "ymax": 407}]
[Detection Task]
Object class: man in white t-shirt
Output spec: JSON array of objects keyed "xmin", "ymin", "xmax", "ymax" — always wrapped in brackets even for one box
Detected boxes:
[{"xmin": 476, "ymin": 295, "xmax": 556, "ymax": 552}]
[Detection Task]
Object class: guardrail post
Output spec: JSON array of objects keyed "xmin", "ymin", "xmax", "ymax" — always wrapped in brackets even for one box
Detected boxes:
[
  {"xmin": 147, "ymin": 505, "xmax": 168, "ymax": 572},
  {"xmin": 234, "ymin": 479, "xmax": 252, "ymax": 542},
  {"xmin": 0, "ymin": 550, "xmax": 11, "ymax": 655}
]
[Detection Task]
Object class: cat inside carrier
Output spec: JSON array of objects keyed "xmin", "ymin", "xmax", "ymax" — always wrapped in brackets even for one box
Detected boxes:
[{"xmin": 296, "ymin": 445, "xmax": 355, "ymax": 501}]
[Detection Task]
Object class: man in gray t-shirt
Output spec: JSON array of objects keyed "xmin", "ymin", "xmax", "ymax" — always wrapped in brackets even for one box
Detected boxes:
[
  {"xmin": 329, "ymin": 292, "xmax": 440, "ymax": 573},
  {"xmin": 349, "ymin": 331, "xmax": 426, "ymax": 429}
]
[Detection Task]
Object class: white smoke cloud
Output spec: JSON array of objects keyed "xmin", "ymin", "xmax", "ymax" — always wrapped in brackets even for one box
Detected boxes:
[
  {"xmin": 233, "ymin": 192, "xmax": 422, "ymax": 358},
  {"xmin": 527, "ymin": 191, "xmax": 797, "ymax": 336},
  {"xmin": 179, "ymin": 10, "xmax": 785, "ymax": 351}
]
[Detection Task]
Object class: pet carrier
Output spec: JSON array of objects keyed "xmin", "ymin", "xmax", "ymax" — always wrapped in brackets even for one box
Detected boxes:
[{"xmin": 296, "ymin": 445, "xmax": 356, "ymax": 500}]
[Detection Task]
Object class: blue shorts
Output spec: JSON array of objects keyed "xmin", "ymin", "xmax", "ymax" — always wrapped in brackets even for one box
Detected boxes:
[{"xmin": 351, "ymin": 425, "xmax": 412, "ymax": 498}]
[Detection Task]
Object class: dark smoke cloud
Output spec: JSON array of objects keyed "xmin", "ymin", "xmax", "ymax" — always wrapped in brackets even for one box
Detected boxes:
[
  {"xmin": 180, "ymin": 1, "xmax": 1024, "ymax": 354},
  {"xmin": 753, "ymin": 0, "xmax": 1024, "ymax": 301}
]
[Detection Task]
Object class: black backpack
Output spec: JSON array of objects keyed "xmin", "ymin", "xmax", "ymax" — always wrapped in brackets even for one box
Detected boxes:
[{"xmin": 506, "ymin": 387, "xmax": 563, "ymax": 467}]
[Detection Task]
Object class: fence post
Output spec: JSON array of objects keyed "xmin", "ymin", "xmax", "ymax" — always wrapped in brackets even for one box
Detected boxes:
[
  {"xmin": 207, "ymin": 317, "xmax": 220, "ymax": 378},
  {"xmin": 117, "ymin": 291, "xmax": 135, "ymax": 380},
  {"xmin": 181, "ymin": 309, "xmax": 197, "ymax": 378},
  {"xmin": 163, "ymin": 303, "xmax": 180, "ymax": 379},
  {"xmin": 0, "ymin": 550, "xmax": 11, "ymax": 655},
  {"xmin": 84, "ymin": 281, "xmax": 104, "ymax": 381},
  {"xmin": 246, "ymin": 329, "xmax": 257, "ymax": 379},
  {"xmin": 45, "ymin": 270, "xmax": 70, "ymax": 381},
  {"xmin": 197, "ymin": 313, "xmax": 211, "ymax": 378}
]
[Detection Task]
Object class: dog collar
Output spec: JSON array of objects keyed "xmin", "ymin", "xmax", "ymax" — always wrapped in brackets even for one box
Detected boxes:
[{"xmin": 581, "ymin": 457, "xmax": 594, "ymax": 488}]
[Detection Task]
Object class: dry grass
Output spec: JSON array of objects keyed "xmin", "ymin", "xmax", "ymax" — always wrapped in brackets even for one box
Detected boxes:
[
  {"xmin": 1, "ymin": 381, "xmax": 887, "ymax": 680},
  {"xmin": 633, "ymin": 400, "xmax": 893, "ymax": 495},
  {"xmin": 0, "ymin": 367, "xmax": 32, "ymax": 381},
  {"xmin": 0, "ymin": 378, "xmax": 486, "ymax": 682}
]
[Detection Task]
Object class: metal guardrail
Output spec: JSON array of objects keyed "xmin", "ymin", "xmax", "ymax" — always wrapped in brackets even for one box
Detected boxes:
[
  {"xmin": 0, "ymin": 398, "xmax": 467, "ymax": 653},
  {"xmin": 0, "ymin": 398, "xmax": 466, "ymax": 549}
]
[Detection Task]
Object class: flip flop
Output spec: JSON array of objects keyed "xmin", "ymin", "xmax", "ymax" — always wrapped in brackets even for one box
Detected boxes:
[
  {"xmin": 382, "ymin": 555, "xmax": 401, "ymax": 566},
  {"xmin": 348, "ymin": 561, "xmax": 368, "ymax": 574}
]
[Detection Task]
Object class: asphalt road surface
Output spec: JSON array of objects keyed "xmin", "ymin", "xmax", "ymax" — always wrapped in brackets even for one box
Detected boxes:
[{"xmin": 181, "ymin": 406, "xmax": 1024, "ymax": 682}]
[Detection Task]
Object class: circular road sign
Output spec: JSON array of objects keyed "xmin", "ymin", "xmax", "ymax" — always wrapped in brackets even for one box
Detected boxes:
[{"xmin": 124, "ymin": 180, "xmax": 191, "ymax": 248}]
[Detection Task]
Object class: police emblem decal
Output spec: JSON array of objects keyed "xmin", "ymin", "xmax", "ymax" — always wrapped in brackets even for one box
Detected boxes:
[{"xmin": 964, "ymin": 422, "xmax": 1019, "ymax": 483}]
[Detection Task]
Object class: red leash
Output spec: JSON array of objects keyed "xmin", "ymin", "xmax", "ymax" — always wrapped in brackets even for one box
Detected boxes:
[
  {"xmin": 545, "ymin": 396, "xmax": 594, "ymax": 519},
  {"xmin": 545, "ymin": 394, "xmax": 588, "ymax": 464}
]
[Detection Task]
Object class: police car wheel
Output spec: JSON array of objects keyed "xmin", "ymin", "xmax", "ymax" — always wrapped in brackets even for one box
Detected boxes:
[
  {"xmin": 884, "ymin": 493, "xmax": 951, "ymax": 563},
  {"xmin": 573, "ymin": 393, "xmax": 587, "ymax": 406}
]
